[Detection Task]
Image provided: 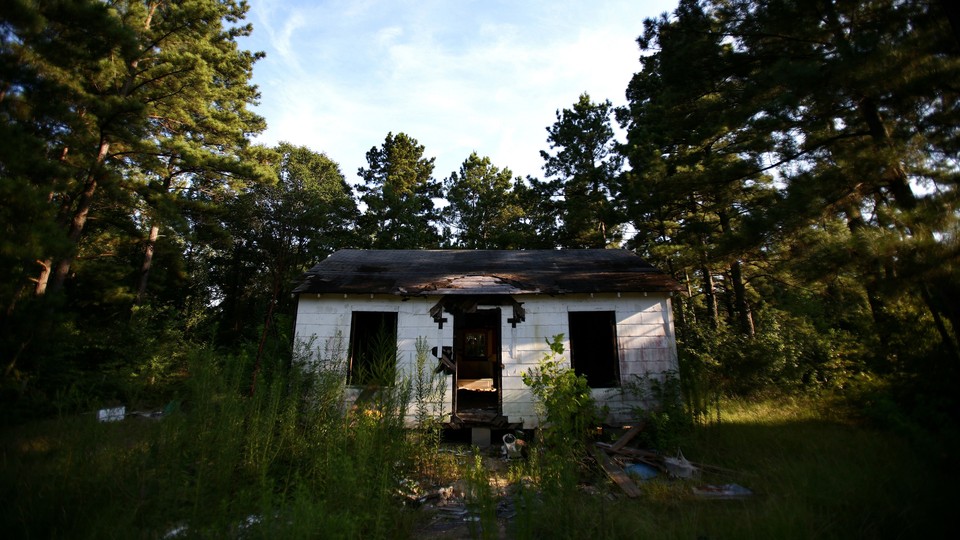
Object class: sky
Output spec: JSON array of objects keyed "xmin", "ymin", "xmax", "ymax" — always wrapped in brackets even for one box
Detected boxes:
[{"xmin": 239, "ymin": 0, "xmax": 679, "ymax": 185}]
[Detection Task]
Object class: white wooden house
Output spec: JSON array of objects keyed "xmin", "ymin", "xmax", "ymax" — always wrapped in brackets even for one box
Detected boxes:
[{"xmin": 293, "ymin": 249, "xmax": 682, "ymax": 429}]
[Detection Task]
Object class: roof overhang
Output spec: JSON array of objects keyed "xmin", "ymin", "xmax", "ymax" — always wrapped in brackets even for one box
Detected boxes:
[{"xmin": 294, "ymin": 249, "xmax": 683, "ymax": 297}]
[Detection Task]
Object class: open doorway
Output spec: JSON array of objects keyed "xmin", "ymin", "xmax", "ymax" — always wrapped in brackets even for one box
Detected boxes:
[{"xmin": 453, "ymin": 308, "xmax": 501, "ymax": 422}]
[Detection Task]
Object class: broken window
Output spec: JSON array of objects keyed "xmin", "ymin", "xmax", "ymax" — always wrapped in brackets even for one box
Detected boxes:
[
  {"xmin": 348, "ymin": 311, "xmax": 398, "ymax": 386},
  {"xmin": 568, "ymin": 311, "xmax": 620, "ymax": 388}
]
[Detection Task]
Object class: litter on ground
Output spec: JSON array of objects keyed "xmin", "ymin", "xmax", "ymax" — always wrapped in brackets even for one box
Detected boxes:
[{"xmin": 692, "ymin": 483, "xmax": 753, "ymax": 499}]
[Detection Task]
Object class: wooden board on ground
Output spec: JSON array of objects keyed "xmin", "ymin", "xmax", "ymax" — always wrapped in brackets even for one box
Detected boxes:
[{"xmin": 591, "ymin": 446, "xmax": 642, "ymax": 498}]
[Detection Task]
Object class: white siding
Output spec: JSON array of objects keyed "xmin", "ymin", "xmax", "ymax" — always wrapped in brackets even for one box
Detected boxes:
[
  {"xmin": 294, "ymin": 291, "xmax": 677, "ymax": 428},
  {"xmin": 294, "ymin": 295, "xmax": 454, "ymax": 425}
]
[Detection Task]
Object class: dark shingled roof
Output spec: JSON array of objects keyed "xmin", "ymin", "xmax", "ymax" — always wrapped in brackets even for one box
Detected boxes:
[{"xmin": 293, "ymin": 249, "xmax": 682, "ymax": 296}]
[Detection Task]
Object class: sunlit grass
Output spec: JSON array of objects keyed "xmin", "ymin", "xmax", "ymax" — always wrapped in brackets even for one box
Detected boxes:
[{"xmin": 503, "ymin": 396, "xmax": 953, "ymax": 539}]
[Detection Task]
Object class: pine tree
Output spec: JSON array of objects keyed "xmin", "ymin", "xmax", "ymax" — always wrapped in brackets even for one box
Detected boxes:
[
  {"xmin": 0, "ymin": 0, "xmax": 266, "ymax": 380},
  {"xmin": 356, "ymin": 132, "xmax": 442, "ymax": 249},
  {"xmin": 622, "ymin": 0, "xmax": 960, "ymax": 381},
  {"xmin": 541, "ymin": 93, "xmax": 624, "ymax": 248},
  {"xmin": 443, "ymin": 152, "xmax": 525, "ymax": 248}
]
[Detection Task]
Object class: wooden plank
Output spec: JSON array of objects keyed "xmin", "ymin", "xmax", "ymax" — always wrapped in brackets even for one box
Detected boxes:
[
  {"xmin": 596, "ymin": 442, "xmax": 660, "ymax": 460},
  {"xmin": 591, "ymin": 447, "xmax": 642, "ymax": 498},
  {"xmin": 609, "ymin": 422, "xmax": 645, "ymax": 452}
]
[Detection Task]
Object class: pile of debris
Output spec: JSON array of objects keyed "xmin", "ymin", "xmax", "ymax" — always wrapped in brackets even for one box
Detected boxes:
[{"xmin": 592, "ymin": 424, "xmax": 752, "ymax": 499}]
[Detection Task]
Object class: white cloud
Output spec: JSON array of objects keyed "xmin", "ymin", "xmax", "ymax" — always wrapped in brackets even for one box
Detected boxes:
[{"xmin": 242, "ymin": 0, "xmax": 678, "ymax": 184}]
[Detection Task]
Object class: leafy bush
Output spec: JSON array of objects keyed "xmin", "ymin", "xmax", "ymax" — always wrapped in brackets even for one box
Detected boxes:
[
  {"xmin": 678, "ymin": 309, "xmax": 862, "ymax": 400},
  {"xmin": 626, "ymin": 371, "xmax": 696, "ymax": 452},
  {"xmin": 521, "ymin": 334, "xmax": 598, "ymax": 452}
]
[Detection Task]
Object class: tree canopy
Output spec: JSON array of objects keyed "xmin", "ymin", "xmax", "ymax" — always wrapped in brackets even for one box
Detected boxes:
[
  {"xmin": 443, "ymin": 152, "xmax": 527, "ymax": 248},
  {"xmin": 356, "ymin": 132, "xmax": 443, "ymax": 249},
  {"xmin": 0, "ymin": 0, "xmax": 957, "ymax": 423}
]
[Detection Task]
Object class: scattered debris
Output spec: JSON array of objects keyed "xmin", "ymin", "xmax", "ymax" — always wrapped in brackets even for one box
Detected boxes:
[
  {"xmin": 596, "ymin": 441, "xmax": 742, "ymax": 477},
  {"xmin": 609, "ymin": 422, "xmax": 645, "ymax": 452},
  {"xmin": 97, "ymin": 406, "xmax": 125, "ymax": 422},
  {"xmin": 624, "ymin": 462, "xmax": 659, "ymax": 481},
  {"xmin": 692, "ymin": 483, "xmax": 753, "ymax": 499},
  {"xmin": 496, "ymin": 495, "xmax": 517, "ymax": 519},
  {"xmin": 97, "ymin": 400, "xmax": 179, "ymax": 422},
  {"xmin": 163, "ymin": 523, "xmax": 188, "ymax": 539},
  {"xmin": 501, "ymin": 432, "xmax": 527, "ymax": 460},
  {"xmin": 592, "ymin": 423, "xmax": 750, "ymax": 497},
  {"xmin": 663, "ymin": 449, "xmax": 698, "ymax": 479}
]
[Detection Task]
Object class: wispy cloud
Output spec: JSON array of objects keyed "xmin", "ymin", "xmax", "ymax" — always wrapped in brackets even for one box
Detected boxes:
[{"xmin": 242, "ymin": 0, "xmax": 677, "ymax": 183}]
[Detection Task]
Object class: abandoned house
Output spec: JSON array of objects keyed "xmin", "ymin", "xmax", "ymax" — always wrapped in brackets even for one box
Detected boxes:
[{"xmin": 292, "ymin": 249, "xmax": 682, "ymax": 429}]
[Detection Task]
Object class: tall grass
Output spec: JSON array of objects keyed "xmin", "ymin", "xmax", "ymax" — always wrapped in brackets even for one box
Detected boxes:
[
  {"xmin": 2, "ymin": 341, "xmax": 954, "ymax": 539},
  {"xmin": 0, "ymin": 337, "xmax": 418, "ymax": 538},
  {"xmin": 506, "ymin": 396, "xmax": 952, "ymax": 539}
]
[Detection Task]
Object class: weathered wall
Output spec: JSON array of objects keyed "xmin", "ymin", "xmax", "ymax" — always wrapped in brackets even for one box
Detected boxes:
[
  {"xmin": 294, "ymin": 292, "xmax": 677, "ymax": 428},
  {"xmin": 500, "ymin": 293, "xmax": 678, "ymax": 426}
]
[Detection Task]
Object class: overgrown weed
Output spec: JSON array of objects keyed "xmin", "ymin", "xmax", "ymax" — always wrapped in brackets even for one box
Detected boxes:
[
  {"xmin": 2, "ymin": 336, "xmax": 954, "ymax": 538},
  {"xmin": 0, "ymin": 336, "xmax": 418, "ymax": 538}
]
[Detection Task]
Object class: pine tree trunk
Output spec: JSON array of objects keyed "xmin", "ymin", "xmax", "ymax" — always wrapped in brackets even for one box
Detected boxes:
[
  {"xmin": 684, "ymin": 269, "xmax": 697, "ymax": 325},
  {"xmin": 34, "ymin": 259, "xmax": 52, "ymax": 296},
  {"xmin": 35, "ymin": 148, "xmax": 74, "ymax": 296},
  {"xmin": 135, "ymin": 175, "xmax": 173, "ymax": 306},
  {"xmin": 700, "ymin": 260, "xmax": 718, "ymax": 329},
  {"xmin": 47, "ymin": 140, "xmax": 111, "ymax": 294},
  {"xmin": 717, "ymin": 211, "xmax": 755, "ymax": 336},
  {"xmin": 730, "ymin": 260, "xmax": 755, "ymax": 336},
  {"xmin": 843, "ymin": 203, "xmax": 893, "ymax": 354},
  {"xmin": 135, "ymin": 222, "xmax": 161, "ymax": 305}
]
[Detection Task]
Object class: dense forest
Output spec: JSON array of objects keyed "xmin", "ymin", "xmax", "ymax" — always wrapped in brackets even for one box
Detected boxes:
[{"xmin": 1, "ymin": 0, "xmax": 957, "ymax": 431}]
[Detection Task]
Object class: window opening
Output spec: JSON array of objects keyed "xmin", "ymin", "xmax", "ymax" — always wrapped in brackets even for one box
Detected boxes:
[
  {"xmin": 568, "ymin": 311, "xmax": 620, "ymax": 388},
  {"xmin": 349, "ymin": 311, "xmax": 398, "ymax": 386}
]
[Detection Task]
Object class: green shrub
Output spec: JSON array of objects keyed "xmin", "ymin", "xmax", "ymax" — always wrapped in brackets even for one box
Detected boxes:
[
  {"xmin": 521, "ymin": 334, "xmax": 598, "ymax": 453},
  {"xmin": 626, "ymin": 371, "xmax": 696, "ymax": 452}
]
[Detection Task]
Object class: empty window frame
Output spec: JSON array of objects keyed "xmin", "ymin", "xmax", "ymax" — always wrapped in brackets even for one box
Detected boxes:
[
  {"xmin": 568, "ymin": 311, "xmax": 620, "ymax": 388},
  {"xmin": 348, "ymin": 311, "xmax": 398, "ymax": 386}
]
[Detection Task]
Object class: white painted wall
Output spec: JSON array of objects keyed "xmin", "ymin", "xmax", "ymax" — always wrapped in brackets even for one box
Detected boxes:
[{"xmin": 294, "ymin": 292, "xmax": 677, "ymax": 428}]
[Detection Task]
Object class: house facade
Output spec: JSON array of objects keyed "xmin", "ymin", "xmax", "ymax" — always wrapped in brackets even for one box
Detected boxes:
[{"xmin": 292, "ymin": 249, "xmax": 682, "ymax": 429}]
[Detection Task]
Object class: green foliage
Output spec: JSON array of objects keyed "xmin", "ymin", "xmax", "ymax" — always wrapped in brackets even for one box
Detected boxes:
[
  {"xmin": 411, "ymin": 336, "xmax": 447, "ymax": 480},
  {"xmin": 506, "ymin": 397, "xmax": 954, "ymax": 539},
  {"xmin": 626, "ymin": 371, "xmax": 696, "ymax": 452},
  {"xmin": 622, "ymin": 0, "xmax": 960, "ymax": 414},
  {"xmin": 0, "ymin": 0, "xmax": 271, "ymax": 402},
  {"xmin": 356, "ymin": 132, "xmax": 443, "ymax": 248},
  {"xmin": 3, "ymin": 358, "xmax": 955, "ymax": 539},
  {"xmin": 540, "ymin": 93, "xmax": 624, "ymax": 248},
  {"xmin": 212, "ymin": 142, "xmax": 359, "ymax": 343},
  {"xmin": 677, "ymin": 305, "xmax": 871, "ymax": 402},
  {"xmin": 462, "ymin": 453, "xmax": 498, "ymax": 540},
  {"xmin": 521, "ymin": 335, "xmax": 598, "ymax": 452},
  {"xmin": 0, "ymin": 337, "xmax": 418, "ymax": 538},
  {"xmin": 442, "ymin": 152, "xmax": 528, "ymax": 248}
]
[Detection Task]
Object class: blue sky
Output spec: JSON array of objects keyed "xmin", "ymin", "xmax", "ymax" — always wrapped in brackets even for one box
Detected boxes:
[{"xmin": 240, "ymin": 0, "xmax": 678, "ymax": 185}]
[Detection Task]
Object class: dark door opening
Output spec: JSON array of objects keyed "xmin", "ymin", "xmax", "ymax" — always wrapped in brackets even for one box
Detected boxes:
[{"xmin": 453, "ymin": 308, "xmax": 501, "ymax": 422}]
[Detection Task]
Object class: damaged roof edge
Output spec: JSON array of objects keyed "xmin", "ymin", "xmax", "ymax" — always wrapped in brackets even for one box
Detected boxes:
[{"xmin": 292, "ymin": 249, "xmax": 684, "ymax": 296}]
